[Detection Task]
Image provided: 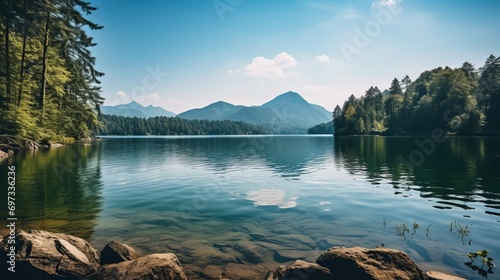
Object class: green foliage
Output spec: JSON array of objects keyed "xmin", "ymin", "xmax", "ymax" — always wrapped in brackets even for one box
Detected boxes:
[
  {"xmin": 466, "ymin": 249, "xmax": 495, "ymax": 277},
  {"xmin": 308, "ymin": 122, "xmax": 334, "ymax": 134},
  {"xmin": 97, "ymin": 115, "xmax": 264, "ymax": 135},
  {"xmin": 467, "ymin": 250, "xmax": 495, "ymax": 269},
  {"xmin": 334, "ymin": 55, "xmax": 498, "ymax": 135},
  {"xmin": 0, "ymin": 0, "xmax": 103, "ymax": 141}
]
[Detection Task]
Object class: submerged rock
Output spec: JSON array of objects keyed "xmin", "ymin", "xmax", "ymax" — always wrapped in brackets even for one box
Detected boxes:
[
  {"xmin": 316, "ymin": 246, "xmax": 426, "ymax": 280},
  {"xmin": 426, "ymin": 270, "xmax": 466, "ymax": 280}
]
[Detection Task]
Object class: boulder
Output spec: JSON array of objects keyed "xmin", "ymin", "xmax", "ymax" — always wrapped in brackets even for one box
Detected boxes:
[
  {"xmin": 0, "ymin": 230, "xmax": 100, "ymax": 279},
  {"xmin": 316, "ymin": 246, "xmax": 426, "ymax": 280},
  {"xmin": 90, "ymin": 253, "xmax": 187, "ymax": 280},
  {"xmin": 279, "ymin": 260, "xmax": 334, "ymax": 280},
  {"xmin": 100, "ymin": 240, "xmax": 137, "ymax": 265}
]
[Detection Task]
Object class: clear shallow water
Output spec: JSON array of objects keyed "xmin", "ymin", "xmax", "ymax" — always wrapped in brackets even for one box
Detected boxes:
[{"xmin": 1, "ymin": 136, "xmax": 500, "ymax": 279}]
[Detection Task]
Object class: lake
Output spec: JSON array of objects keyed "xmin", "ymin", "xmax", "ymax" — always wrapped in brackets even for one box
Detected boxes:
[{"xmin": 1, "ymin": 135, "xmax": 499, "ymax": 279}]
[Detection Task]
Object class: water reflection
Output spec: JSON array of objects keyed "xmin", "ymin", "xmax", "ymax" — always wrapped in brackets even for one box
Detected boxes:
[
  {"xmin": 0, "ymin": 144, "xmax": 103, "ymax": 239},
  {"xmin": 1, "ymin": 136, "xmax": 500, "ymax": 279},
  {"xmin": 333, "ymin": 136, "xmax": 500, "ymax": 216}
]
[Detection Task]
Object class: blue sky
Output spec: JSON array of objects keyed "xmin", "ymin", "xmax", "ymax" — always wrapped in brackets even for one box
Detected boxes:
[{"xmin": 87, "ymin": 0, "xmax": 500, "ymax": 113}]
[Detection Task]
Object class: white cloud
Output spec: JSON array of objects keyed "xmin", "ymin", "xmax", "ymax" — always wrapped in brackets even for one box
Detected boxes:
[
  {"xmin": 246, "ymin": 189, "xmax": 298, "ymax": 209},
  {"xmin": 246, "ymin": 52, "xmax": 298, "ymax": 78},
  {"xmin": 228, "ymin": 69, "xmax": 241, "ymax": 74},
  {"xmin": 116, "ymin": 90, "xmax": 127, "ymax": 97},
  {"xmin": 372, "ymin": 0, "xmax": 402, "ymax": 7},
  {"xmin": 315, "ymin": 55, "xmax": 331, "ymax": 64}
]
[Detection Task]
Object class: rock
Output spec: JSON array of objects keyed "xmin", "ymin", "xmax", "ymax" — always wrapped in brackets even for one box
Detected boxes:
[
  {"xmin": 262, "ymin": 234, "xmax": 317, "ymax": 250},
  {"xmin": 100, "ymin": 240, "xmax": 137, "ymax": 265},
  {"xmin": 274, "ymin": 249, "xmax": 310, "ymax": 262},
  {"xmin": 0, "ymin": 150, "xmax": 9, "ymax": 160},
  {"xmin": 201, "ymin": 264, "xmax": 224, "ymax": 279},
  {"xmin": 280, "ymin": 260, "xmax": 334, "ymax": 280},
  {"xmin": 0, "ymin": 230, "xmax": 100, "ymax": 279},
  {"xmin": 90, "ymin": 253, "xmax": 187, "ymax": 280},
  {"xmin": 266, "ymin": 265, "xmax": 286, "ymax": 280},
  {"xmin": 232, "ymin": 240, "xmax": 263, "ymax": 263},
  {"xmin": 223, "ymin": 263, "xmax": 263, "ymax": 280},
  {"xmin": 426, "ymin": 270, "xmax": 466, "ymax": 280},
  {"xmin": 316, "ymin": 246, "xmax": 426, "ymax": 280},
  {"xmin": 50, "ymin": 143, "xmax": 64, "ymax": 148}
]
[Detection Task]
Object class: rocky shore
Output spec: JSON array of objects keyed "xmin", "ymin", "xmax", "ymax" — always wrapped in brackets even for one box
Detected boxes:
[{"xmin": 0, "ymin": 230, "xmax": 466, "ymax": 280}]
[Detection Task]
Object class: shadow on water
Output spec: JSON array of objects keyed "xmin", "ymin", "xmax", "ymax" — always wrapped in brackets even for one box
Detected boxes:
[{"xmin": 0, "ymin": 143, "xmax": 103, "ymax": 240}]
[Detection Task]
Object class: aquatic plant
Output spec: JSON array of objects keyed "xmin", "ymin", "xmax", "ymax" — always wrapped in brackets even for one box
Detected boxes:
[
  {"xmin": 411, "ymin": 220, "xmax": 419, "ymax": 236},
  {"xmin": 467, "ymin": 250, "xmax": 495, "ymax": 268},
  {"xmin": 451, "ymin": 221, "xmax": 472, "ymax": 245},
  {"xmin": 394, "ymin": 224, "xmax": 410, "ymax": 239},
  {"xmin": 466, "ymin": 250, "xmax": 495, "ymax": 277}
]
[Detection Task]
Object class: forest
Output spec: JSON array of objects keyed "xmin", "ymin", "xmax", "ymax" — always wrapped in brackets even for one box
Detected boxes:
[
  {"xmin": 98, "ymin": 114, "xmax": 264, "ymax": 135},
  {"xmin": 308, "ymin": 121, "xmax": 333, "ymax": 134},
  {"xmin": 333, "ymin": 55, "xmax": 500, "ymax": 136},
  {"xmin": 0, "ymin": 0, "xmax": 103, "ymax": 142}
]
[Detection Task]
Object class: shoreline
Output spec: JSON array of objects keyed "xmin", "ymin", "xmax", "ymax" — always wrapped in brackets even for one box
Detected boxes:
[{"xmin": 1, "ymin": 229, "xmax": 467, "ymax": 280}]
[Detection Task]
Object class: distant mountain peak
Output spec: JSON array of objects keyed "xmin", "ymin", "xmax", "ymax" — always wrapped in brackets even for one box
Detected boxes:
[{"xmin": 101, "ymin": 101, "xmax": 176, "ymax": 118}]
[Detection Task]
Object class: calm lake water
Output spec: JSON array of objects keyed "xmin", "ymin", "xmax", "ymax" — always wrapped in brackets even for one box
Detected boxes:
[{"xmin": 1, "ymin": 135, "xmax": 500, "ymax": 279}]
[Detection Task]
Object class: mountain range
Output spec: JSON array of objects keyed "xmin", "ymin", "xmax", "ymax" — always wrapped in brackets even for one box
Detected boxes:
[
  {"xmin": 101, "ymin": 101, "xmax": 176, "ymax": 118},
  {"xmin": 102, "ymin": 91, "xmax": 332, "ymax": 133}
]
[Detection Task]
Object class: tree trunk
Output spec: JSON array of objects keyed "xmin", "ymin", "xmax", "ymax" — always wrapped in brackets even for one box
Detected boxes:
[
  {"xmin": 18, "ymin": 0, "xmax": 28, "ymax": 108},
  {"xmin": 4, "ymin": 0, "xmax": 11, "ymax": 104},
  {"xmin": 39, "ymin": 8, "xmax": 50, "ymax": 120}
]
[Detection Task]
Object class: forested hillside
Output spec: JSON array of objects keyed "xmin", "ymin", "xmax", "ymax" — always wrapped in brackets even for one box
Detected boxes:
[
  {"xmin": 334, "ymin": 55, "xmax": 500, "ymax": 135},
  {"xmin": 98, "ymin": 115, "xmax": 264, "ymax": 135},
  {"xmin": 0, "ymin": 0, "xmax": 103, "ymax": 141},
  {"xmin": 308, "ymin": 122, "xmax": 334, "ymax": 134}
]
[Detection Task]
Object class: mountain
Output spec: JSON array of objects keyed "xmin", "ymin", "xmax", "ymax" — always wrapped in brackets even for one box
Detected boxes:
[
  {"xmin": 261, "ymin": 91, "xmax": 331, "ymax": 131},
  {"xmin": 101, "ymin": 101, "xmax": 176, "ymax": 118},
  {"xmin": 177, "ymin": 101, "xmax": 245, "ymax": 120},
  {"xmin": 177, "ymin": 91, "xmax": 332, "ymax": 133}
]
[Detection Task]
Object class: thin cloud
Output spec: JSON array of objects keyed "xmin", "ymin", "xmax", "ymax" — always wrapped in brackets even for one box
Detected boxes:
[
  {"xmin": 116, "ymin": 90, "xmax": 127, "ymax": 97},
  {"xmin": 246, "ymin": 52, "xmax": 298, "ymax": 78},
  {"xmin": 315, "ymin": 55, "xmax": 331, "ymax": 64},
  {"xmin": 340, "ymin": 7, "xmax": 360, "ymax": 19}
]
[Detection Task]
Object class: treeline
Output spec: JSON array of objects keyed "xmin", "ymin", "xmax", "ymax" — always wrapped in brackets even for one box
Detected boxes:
[
  {"xmin": 97, "ymin": 115, "xmax": 265, "ymax": 135},
  {"xmin": 308, "ymin": 122, "xmax": 334, "ymax": 134},
  {"xmin": 0, "ymin": 0, "xmax": 103, "ymax": 141},
  {"xmin": 334, "ymin": 55, "xmax": 500, "ymax": 135}
]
